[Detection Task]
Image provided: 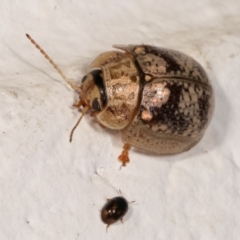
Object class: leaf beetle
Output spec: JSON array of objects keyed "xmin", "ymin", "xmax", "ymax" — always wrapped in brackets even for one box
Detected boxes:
[{"xmin": 26, "ymin": 34, "xmax": 214, "ymax": 166}]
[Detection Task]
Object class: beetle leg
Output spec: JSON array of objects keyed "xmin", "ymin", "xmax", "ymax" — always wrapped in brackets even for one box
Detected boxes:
[
  {"xmin": 106, "ymin": 224, "xmax": 110, "ymax": 232},
  {"xmin": 72, "ymin": 99, "xmax": 85, "ymax": 108},
  {"xmin": 105, "ymin": 196, "xmax": 110, "ymax": 202},
  {"xmin": 118, "ymin": 144, "xmax": 131, "ymax": 166},
  {"xmin": 120, "ymin": 218, "xmax": 124, "ymax": 224}
]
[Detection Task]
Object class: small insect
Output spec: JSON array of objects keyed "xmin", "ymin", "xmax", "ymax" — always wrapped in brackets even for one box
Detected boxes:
[
  {"xmin": 101, "ymin": 196, "xmax": 129, "ymax": 231},
  {"xmin": 26, "ymin": 34, "xmax": 214, "ymax": 166}
]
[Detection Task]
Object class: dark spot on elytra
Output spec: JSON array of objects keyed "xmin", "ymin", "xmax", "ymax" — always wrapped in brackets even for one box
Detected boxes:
[
  {"xmin": 145, "ymin": 47, "xmax": 183, "ymax": 74},
  {"xmin": 139, "ymin": 83, "xmax": 190, "ymax": 134}
]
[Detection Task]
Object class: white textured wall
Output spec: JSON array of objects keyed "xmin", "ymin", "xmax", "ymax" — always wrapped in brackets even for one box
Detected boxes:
[{"xmin": 0, "ymin": 1, "xmax": 240, "ymax": 239}]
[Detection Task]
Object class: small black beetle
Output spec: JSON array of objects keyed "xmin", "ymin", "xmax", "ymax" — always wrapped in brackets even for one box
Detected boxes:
[{"xmin": 101, "ymin": 196, "xmax": 128, "ymax": 230}]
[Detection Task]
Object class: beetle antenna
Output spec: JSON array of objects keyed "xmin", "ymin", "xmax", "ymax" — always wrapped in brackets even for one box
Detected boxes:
[
  {"xmin": 26, "ymin": 33, "xmax": 80, "ymax": 91},
  {"xmin": 69, "ymin": 106, "xmax": 89, "ymax": 142}
]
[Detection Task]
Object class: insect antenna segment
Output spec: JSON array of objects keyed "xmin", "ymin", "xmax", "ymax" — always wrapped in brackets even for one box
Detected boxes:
[
  {"xmin": 69, "ymin": 105, "xmax": 89, "ymax": 142},
  {"xmin": 26, "ymin": 33, "xmax": 80, "ymax": 91},
  {"xmin": 26, "ymin": 33, "xmax": 88, "ymax": 142}
]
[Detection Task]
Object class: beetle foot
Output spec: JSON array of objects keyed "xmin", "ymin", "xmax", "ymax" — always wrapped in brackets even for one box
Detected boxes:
[
  {"xmin": 118, "ymin": 144, "xmax": 131, "ymax": 166},
  {"xmin": 73, "ymin": 99, "xmax": 85, "ymax": 108},
  {"xmin": 106, "ymin": 224, "xmax": 110, "ymax": 232}
]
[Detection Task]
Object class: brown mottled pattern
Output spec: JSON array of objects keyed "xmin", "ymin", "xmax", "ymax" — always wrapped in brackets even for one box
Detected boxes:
[
  {"xmin": 119, "ymin": 45, "xmax": 214, "ymax": 154},
  {"xmin": 114, "ymin": 45, "xmax": 209, "ymax": 84},
  {"xmin": 139, "ymin": 79, "xmax": 211, "ymax": 138},
  {"xmin": 122, "ymin": 120, "xmax": 198, "ymax": 154},
  {"xmin": 137, "ymin": 46, "xmax": 209, "ymax": 84}
]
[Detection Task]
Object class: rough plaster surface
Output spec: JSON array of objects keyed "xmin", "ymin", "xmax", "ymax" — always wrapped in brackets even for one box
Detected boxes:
[{"xmin": 0, "ymin": 0, "xmax": 240, "ymax": 239}]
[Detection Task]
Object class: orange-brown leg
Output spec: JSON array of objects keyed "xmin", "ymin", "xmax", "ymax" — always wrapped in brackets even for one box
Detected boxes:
[
  {"xmin": 73, "ymin": 99, "xmax": 85, "ymax": 108},
  {"xmin": 118, "ymin": 144, "xmax": 131, "ymax": 166}
]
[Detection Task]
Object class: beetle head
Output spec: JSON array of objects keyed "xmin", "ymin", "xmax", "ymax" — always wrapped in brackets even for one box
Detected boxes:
[
  {"xmin": 68, "ymin": 69, "xmax": 108, "ymax": 142},
  {"xmin": 80, "ymin": 70, "xmax": 107, "ymax": 112}
]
